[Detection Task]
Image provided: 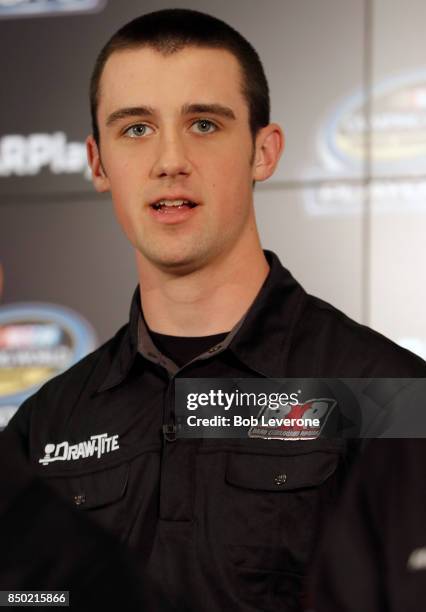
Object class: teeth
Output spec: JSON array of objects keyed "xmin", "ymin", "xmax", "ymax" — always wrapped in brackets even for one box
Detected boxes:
[
  {"xmin": 152, "ymin": 199, "xmax": 197, "ymax": 210},
  {"xmin": 159, "ymin": 199, "xmax": 188, "ymax": 207}
]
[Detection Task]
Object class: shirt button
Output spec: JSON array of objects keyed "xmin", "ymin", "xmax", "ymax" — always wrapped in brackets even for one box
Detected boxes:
[
  {"xmin": 73, "ymin": 493, "xmax": 86, "ymax": 506},
  {"xmin": 208, "ymin": 345, "xmax": 222, "ymax": 353},
  {"xmin": 274, "ymin": 473, "xmax": 287, "ymax": 486}
]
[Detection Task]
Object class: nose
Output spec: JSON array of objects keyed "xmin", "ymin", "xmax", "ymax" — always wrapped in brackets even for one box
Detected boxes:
[{"xmin": 151, "ymin": 132, "xmax": 192, "ymax": 179}]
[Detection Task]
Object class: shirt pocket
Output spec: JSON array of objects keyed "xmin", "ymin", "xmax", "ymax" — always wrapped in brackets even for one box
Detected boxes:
[
  {"xmin": 222, "ymin": 449, "xmax": 342, "ymax": 566},
  {"xmin": 44, "ymin": 462, "xmax": 129, "ymax": 538},
  {"xmin": 222, "ymin": 449, "xmax": 342, "ymax": 610},
  {"xmin": 226, "ymin": 449, "xmax": 339, "ymax": 492}
]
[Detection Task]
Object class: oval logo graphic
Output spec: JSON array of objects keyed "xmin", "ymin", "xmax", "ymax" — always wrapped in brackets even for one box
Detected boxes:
[
  {"xmin": 324, "ymin": 71, "xmax": 426, "ymax": 170},
  {"xmin": 0, "ymin": 0, "xmax": 106, "ymax": 19},
  {"xmin": 0, "ymin": 303, "xmax": 97, "ymax": 427}
]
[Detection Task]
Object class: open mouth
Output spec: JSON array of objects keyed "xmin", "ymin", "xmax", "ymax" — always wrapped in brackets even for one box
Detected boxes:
[{"xmin": 151, "ymin": 199, "xmax": 198, "ymax": 211}]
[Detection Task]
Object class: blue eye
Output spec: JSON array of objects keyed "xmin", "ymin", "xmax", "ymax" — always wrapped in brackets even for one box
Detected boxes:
[
  {"xmin": 192, "ymin": 119, "xmax": 217, "ymax": 134},
  {"xmin": 124, "ymin": 124, "xmax": 153, "ymax": 138}
]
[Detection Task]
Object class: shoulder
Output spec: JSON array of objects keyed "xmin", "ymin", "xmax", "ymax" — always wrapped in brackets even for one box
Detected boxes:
[
  {"xmin": 293, "ymin": 292, "xmax": 426, "ymax": 376},
  {"xmin": 36, "ymin": 323, "xmax": 127, "ymax": 401},
  {"xmin": 6, "ymin": 324, "xmax": 128, "ymax": 437}
]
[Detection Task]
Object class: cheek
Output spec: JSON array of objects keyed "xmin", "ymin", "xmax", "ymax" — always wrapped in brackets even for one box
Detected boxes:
[
  {"xmin": 106, "ymin": 170, "xmax": 142, "ymax": 242},
  {"xmin": 204, "ymin": 161, "xmax": 252, "ymax": 223},
  {"xmin": 204, "ymin": 150, "xmax": 252, "ymax": 194},
  {"xmin": 102, "ymin": 145, "xmax": 143, "ymax": 187},
  {"xmin": 110, "ymin": 182, "xmax": 133, "ymax": 224},
  {"xmin": 110, "ymin": 194, "xmax": 134, "ymax": 241},
  {"xmin": 105, "ymin": 160, "xmax": 141, "ymax": 217}
]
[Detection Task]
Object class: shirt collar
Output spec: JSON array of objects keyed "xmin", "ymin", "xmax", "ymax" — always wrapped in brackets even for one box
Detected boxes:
[
  {"xmin": 228, "ymin": 250, "xmax": 307, "ymax": 377},
  {"xmin": 96, "ymin": 250, "xmax": 307, "ymax": 391},
  {"xmin": 95, "ymin": 286, "xmax": 140, "ymax": 392}
]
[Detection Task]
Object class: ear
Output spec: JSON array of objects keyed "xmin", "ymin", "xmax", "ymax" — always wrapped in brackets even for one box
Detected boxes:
[
  {"xmin": 86, "ymin": 135, "xmax": 110, "ymax": 192},
  {"xmin": 252, "ymin": 123, "xmax": 285, "ymax": 182}
]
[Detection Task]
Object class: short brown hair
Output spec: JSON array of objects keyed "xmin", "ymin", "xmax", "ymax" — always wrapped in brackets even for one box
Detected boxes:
[{"xmin": 90, "ymin": 8, "xmax": 270, "ymax": 145}]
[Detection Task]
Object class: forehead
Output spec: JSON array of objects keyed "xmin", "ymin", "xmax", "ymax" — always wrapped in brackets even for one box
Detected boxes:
[{"xmin": 98, "ymin": 46, "xmax": 247, "ymax": 118}]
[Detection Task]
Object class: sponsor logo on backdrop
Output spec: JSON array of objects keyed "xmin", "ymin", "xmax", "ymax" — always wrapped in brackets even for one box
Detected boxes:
[
  {"xmin": 0, "ymin": 0, "xmax": 106, "ymax": 18},
  {"xmin": 323, "ymin": 71, "xmax": 426, "ymax": 170},
  {"xmin": 0, "ymin": 132, "xmax": 90, "ymax": 179},
  {"xmin": 308, "ymin": 71, "xmax": 426, "ymax": 216},
  {"xmin": 305, "ymin": 179, "xmax": 426, "ymax": 216},
  {"xmin": 0, "ymin": 303, "xmax": 97, "ymax": 427}
]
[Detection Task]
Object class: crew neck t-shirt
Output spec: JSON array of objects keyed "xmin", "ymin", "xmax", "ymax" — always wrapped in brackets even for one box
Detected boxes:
[{"xmin": 149, "ymin": 330, "xmax": 229, "ymax": 368}]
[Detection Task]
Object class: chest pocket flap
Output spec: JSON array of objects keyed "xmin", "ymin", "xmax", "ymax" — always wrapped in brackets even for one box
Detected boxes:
[
  {"xmin": 46, "ymin": 462, "xmax": 129, "ymax": 509},
  {"xmin": 226, "ymin": 450, "xmax": 340, "ymax": 492}
]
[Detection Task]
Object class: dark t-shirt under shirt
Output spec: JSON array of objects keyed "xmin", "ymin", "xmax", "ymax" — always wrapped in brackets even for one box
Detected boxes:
[{"xmin": 149, "ymin": 331, "xmax": 229, "ymax": 368}]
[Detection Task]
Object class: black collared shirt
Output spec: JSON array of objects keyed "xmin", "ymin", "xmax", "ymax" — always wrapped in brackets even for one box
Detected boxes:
[{"xmin": 6, "ymin": 251, "xmax": 426, "ymax": 611}]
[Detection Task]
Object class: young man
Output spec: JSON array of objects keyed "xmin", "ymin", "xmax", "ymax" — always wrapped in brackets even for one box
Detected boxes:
[{"xmin": 4, "ymin": 9, "xmax": 426, "ymax": 611}]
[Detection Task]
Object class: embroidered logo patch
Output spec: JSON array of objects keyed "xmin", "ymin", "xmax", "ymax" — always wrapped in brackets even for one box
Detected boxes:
[
  {"xmin": 38, "ymin": 433, "xmax": 119, "ymax": 465},
  {"xmin": 248, "ymin": 398, "xmax": 336, "ymax": 440}
]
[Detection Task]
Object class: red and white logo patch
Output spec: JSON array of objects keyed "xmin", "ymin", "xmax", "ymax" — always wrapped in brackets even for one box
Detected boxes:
[{"xmin": 248, "ymin": 398, "xmax": 336, "ymax": 440}]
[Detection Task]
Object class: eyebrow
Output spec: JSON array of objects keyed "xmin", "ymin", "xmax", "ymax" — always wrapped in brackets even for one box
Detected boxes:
[
  {"xmin": 105, "ymin": 103, "xmax": 236, "ymax": 127},
  {"xmin": 106, "ymin": 106, "xmax": 155, "ymax": 126},
  {"xmin": 181, "ymin": 103, "xmax": 236, "ymax": 120}
]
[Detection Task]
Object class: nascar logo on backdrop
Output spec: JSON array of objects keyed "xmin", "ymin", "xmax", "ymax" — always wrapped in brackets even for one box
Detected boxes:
[
  {"xmin": 0, "ymin": 303, "xmax": 97, "ymax": 429},
  {"xmin": 322, "ymin": 71, "xmax": 426, "ymax": 172},
  {"xmin": 305, "ymin": 71, "xmax": 426, "ymax": 217},
  {"xmin": 0, "ymin": 0, "xmax": 106, "ymax": 18}
]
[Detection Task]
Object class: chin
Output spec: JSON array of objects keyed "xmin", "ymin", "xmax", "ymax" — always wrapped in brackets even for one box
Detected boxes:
[{"xmin": 145, "ymin": 247, "xmax": 207, "ymax": 275}]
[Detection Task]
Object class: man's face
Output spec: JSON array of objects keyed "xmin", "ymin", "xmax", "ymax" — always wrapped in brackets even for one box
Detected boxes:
[{"xmin": 89, "ymin": 46, "xmax": 276, "ymax": 272}]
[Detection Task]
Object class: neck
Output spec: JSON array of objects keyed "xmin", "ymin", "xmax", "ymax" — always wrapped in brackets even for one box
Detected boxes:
[{"xmin": 136, "ymin": 240, "xmax": 269, "ymax": 337}]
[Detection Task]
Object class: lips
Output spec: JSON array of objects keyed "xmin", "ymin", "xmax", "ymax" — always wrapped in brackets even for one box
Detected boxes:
[
  {"xmin": 150, "ymin": 198, "xmax": 199, "ymax": 211},
  {"xmin": 148, "ymin": 197, "xmax": 200, "ymax": 224}
]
